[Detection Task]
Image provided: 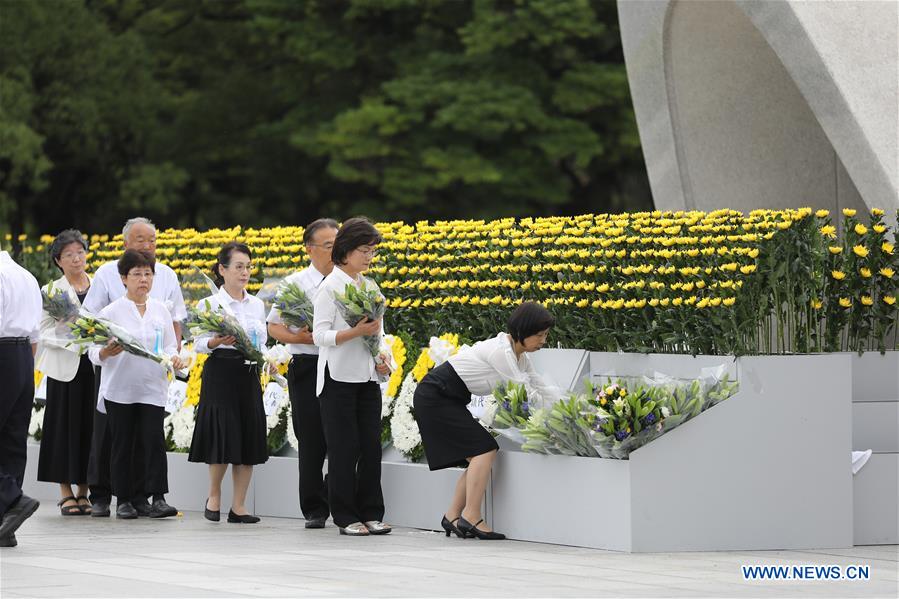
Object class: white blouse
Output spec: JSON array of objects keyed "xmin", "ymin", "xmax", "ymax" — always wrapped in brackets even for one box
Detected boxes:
[
  {"xmin": 194, "ymin": 287, "xmax": 267, "ymax": 354},
  {"xmin": 88, "ymin": 297, "xmax": 177, "ymax": 412},
  {"xmin": 448, "ymin": 333, "xmax": 558, "ymax": 404},
  {"xmin": 265, "ymin": 264, "xmax": 326, "ymax": 355},
  {"xmin": 83, "ymin": 260, "xmax": 188, "ymax": 322},
  {"xmin": 312, "ymin": 267, "xmax": 384, "ymax": 396}
]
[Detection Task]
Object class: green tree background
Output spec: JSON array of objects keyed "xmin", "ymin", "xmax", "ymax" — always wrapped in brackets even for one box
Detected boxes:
[{"xmin": 1, "ymin": 0, "xmax": 651, "ymax": 248}]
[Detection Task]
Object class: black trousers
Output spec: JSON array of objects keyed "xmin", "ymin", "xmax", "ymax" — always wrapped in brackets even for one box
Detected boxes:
[
  {"xmin": 287, "ymin": 355, "xmax": 329, "ymax": 519},
  {"xmin": 88, "ymin": 367, "xmax": 146, "ymax": 504},
  {"xmin": 0, "ymin": 342, "xmax": 33, "ymax": 516},
  {"xmin": 104, "ymin": 401, "xmax": 168, "ymax": 504},
  {"xmin": 318, "ymin": 367, "xmax": 384, "ymax": 528}
]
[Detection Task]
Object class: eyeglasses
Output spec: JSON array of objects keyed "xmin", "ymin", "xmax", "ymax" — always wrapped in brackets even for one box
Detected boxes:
[
  {"xmin": 227, "ymin": 263, "xmax": 254, "ymax": 273},
  {"xmin": 355, "ymin": 247, "xmax": 379, "ymax": 257},
  {"xmin": 127, "ymin": 271, "xmax": 154, "ymax": 279},
  {"xmin": 308, "ymin": 243, "xmax": 334, "ymax": 251},
  {"xmin": 60, "ymin": 250, "xmax": 86, "ymax": 260}
]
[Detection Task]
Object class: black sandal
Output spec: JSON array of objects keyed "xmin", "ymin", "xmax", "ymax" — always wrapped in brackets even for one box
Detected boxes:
[
  {"xmin": 76, "ymin": 495, "xmax": 92, "ymax": 515},
  {"xmin": 58, "ymin": 496, "xmax": 83, "ymax": 516}
]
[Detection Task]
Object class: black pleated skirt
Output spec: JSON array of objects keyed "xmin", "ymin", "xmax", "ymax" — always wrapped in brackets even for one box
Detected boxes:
[
  {"xmin": 413, "ymin": 362, "xmax": 499, "ymax": 471},
  {"xmin": 37, "ymin": 355, "xmax": 96, "ymax": 484},
  {"xmin": 188, "ymin": 349, "xmax": 269, "ymax": 465}
]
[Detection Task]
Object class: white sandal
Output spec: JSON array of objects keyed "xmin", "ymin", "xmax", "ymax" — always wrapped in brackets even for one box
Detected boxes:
[
  {"xmin": 339, "ymin": 522, "xmax": 370, "ymax": 536},
  {"xmin": 364, "ymin": 521, "xmax": 392, "ymax": 535}
]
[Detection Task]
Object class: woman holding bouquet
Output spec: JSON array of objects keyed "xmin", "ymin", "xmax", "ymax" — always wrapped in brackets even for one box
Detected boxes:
[
  {"xmin": 189, "ymin": 242, "xmax": 268, "ymax": 524},
  {"xmin": 36, "ymin": 230, "xmax": 96, "ymax": 515},
  {"xmin": 413, "ymin": 302, "xmax": 556, "ymax": 540},
  {"xmin": 88, "ymin": 250, "xmax": 182, "ymax": 519},
  {"xmin": 312, "ymin": 217, "xmax": 392, "ymax": 536}
]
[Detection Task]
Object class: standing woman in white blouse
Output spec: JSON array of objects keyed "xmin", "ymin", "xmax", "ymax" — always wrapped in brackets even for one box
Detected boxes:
[
  {"xmin": 413, "ymin": 302, "xmax": 556, "ymax": 540},
  {"xmin": 88, "ymin": 250, "xmax": 183, "ymax": 519},
  {"xmin": 312, "ymin": 217, "xmax": 392, "ymax": 536},
  {"xmin": 35, "ymin": 230, "xmax": 95, "ymax": 515},
  {"xmin": 188, "ymin": 242, "xmax": 269, "ymax": 524}
]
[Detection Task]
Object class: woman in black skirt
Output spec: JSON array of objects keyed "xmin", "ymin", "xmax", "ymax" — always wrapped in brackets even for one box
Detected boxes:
[
  {"xmin": 36, "ymin": 230, "xmax": 96, "ymax": 515},
  {"xmin": 413, "ymin": 302, "xmax": 557, "ymax": 540},
  {"xmin": 189, "ymin": 242, "xmax": 269, "ymax": 524}
]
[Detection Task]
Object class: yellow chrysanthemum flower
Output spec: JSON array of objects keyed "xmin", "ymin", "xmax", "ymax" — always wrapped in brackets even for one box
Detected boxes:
[
  {"xmin": 839, "ymin": 298, "xmax": 852, "ymax": 308},
  {"xmin": 860, "ymin": 296, "xmax": 874, "ymax": 306},
  {"xmin": 815, "ymin": 209, "xmax": 829, "ymax": 218},
  {"xmin": 828, "ymin": 246, "xmax": 842, "ymax": 254},
  {"xmin": 820, "ymin": 225, "xmax": 837, "ymax": 238},
  {"xmin": 852, "ymin": 245, "xmax": 869, "ymax": 258},
  {"xmin": 842, "ymin": 209, "xmax": 857, "ymax": 217},
  {"xmin": 854, "ymin": 224, "xmax": 868, "ymax": 235},
  {"xmin": 811, "ymin": 299, "xmax": 823, "ymax": 310},
  {"xmin": 880, "ymin": 267, "xmax": 895, "ymax": 278},
  {"xmin": 884, "ymin": 296, "xmax": 896, "ymax": 306},
  {"xmin": 860, "ymin": 268, "xmax": 872, "ymax": 278},
  {"xmin": 883, "ymin": 242, "xmax": 895, "ymax": 254},
  {"xmin": 831, "ymin": 270, "xmax": 846, "ymax": 280}
]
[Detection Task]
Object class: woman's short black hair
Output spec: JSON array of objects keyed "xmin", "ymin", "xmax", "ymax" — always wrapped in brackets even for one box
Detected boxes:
[
  {"xmin": 303, "ymin": 218, "xmax": 339, "ymax": 245},
  {"xmin": 117, "ymin": 249, "xmax": 155, "ymax": 277},
  {"xmin": 507, "ymin": 301, "xmax": 555, "ymax": 343},
  {"xmin": 213, "ymin": 241, "xmax": 252, "ymax": 286},
  {"xmin": 49, "ymin": 229, "xmax": 88, "ymax": 270},
  {"xmin": 331, "ymin": 217, "xmax": 382, "ymax": 266}
]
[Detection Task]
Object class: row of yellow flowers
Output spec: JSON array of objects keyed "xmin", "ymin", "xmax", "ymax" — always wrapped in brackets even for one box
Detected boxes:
[{"xmin": 8, "ymin": 207, "xmax": 897, "ymax": 355}]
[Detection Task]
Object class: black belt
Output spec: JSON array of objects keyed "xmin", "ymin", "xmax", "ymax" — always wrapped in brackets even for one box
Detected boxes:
[
  {"xmin": 292, "ymin": 354, "xmax": 318, "ymax": 360},
  {"xmin": 0, "ymin": 337, "xmax": 29, "ymax": 345}
]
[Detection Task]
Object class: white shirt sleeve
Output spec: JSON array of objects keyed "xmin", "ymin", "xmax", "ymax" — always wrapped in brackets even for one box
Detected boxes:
[
  {"xmin": 192, "ymin": 298, "xmax": 215, "ymax": 354},
  {"xmin": 166, "ymin": 272, "xmax": 188, "ymax": 322},
  {"xmin": 82, "ymin": 270, "xmax": 110, "ymax": 314},
  {"xmin": 312, "ymin": 284, "xmax": 339, "ymax": 347}
]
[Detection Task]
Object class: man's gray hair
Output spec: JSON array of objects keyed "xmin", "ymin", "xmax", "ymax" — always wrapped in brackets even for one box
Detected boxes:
[{"xmin": 123, "ymin": 217, "xmax": 156, "ymax": 241}]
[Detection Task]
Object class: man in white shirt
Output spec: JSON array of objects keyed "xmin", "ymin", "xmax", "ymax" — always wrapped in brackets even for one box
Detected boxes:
[
  {"xmin": 0, "ymin": 250, "xmax": 43, "ymax": 547},
  {"xmin": 267, "ymin": 218, "xmax": 338, "ymax": 528},
  {"xmin": 82, "ymin": 217, "xmax": 187, "ymax": 518}
]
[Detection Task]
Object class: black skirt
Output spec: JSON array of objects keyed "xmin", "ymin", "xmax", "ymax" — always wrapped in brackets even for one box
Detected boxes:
[
  {"xmin": 188, "ymin": 349, "xmax": 269, "ymax": 465},
  {"xmin": 37, "ymin": 355, "xmax": 96, "ymax": 484},
  {"xmin": 413, "ymin": 362, "xmax": 499, "ymax": 471}
]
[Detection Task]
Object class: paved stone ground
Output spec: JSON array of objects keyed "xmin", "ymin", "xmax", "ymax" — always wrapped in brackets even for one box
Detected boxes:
[{"xmin": 1, "ymin": 509, "xmax": 896, "ymax": 598}]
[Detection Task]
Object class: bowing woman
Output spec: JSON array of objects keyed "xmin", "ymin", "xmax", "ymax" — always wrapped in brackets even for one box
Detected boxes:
[
  {"xmin": 88, "ymin": 250, "xmax": 183, "ymax": 519},
  {"xmin": 312, "ymin": 217, "xmax": 392, "ymax": 536},
  {"xmin": 413, "ymin": 302, "xmax": 557, "ymax": 540},
  {"xmin": 36, "ymin": 230, "xmax": 96, "ymax": 515},
  {"xmin": 188, "ymin": 242, "xmax": 269, "ymax": 524}
]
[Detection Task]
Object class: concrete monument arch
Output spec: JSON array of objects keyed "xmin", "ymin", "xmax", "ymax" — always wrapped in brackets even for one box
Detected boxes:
[{"xmin": 619, "ymin": 0, "xmax": 898, "ymax": 214}]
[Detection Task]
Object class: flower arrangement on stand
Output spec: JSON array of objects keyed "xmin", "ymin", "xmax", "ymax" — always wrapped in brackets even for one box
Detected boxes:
[
  {"xmin": 389, "ymin": 333, "xmax": 460, "ymax": 462},
  {"xmin": 379, "ymin": 334, "xmax": 408, "ymax": 447}
]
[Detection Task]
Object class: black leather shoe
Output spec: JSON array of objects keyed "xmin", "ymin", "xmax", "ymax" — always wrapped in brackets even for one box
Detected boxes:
[
  {"xmin": 441, "ymin": 515, "xmax": 466, "ymax": 538},
  {"xmin": 90, "ymin": 502, "xmax": 111, "ymax": 518},
  {"xmin": 457, "ymin": 516, "xmax": 505, "ymax": 540},
  {"xmin": 116, "ymin": 502, "xmax": 138, "ymax": 519},
  {"xmin": 133, "ymin": 500, "xmax": 152, "ymax": 517},
  {"xmin": 304, "ymin": 516, "xmax": 327, "ymax": 529},
  {"xmin": 0, "ymin": 534, "xmax": 16, "ymax": 547},
  {"xmin": 227, "ymin": 510, "xmax": 260, "ymax": 524},
  {"xmin": 148, "ymin": 500, "xmax": 177, "ymax": 519},
  {"xmin": 0, "ymin": 495, "xmax": 39, "ymax": 538},
  {"xmin": 204, "ymin": 499, "xmax": 220, "ymax": 522}
]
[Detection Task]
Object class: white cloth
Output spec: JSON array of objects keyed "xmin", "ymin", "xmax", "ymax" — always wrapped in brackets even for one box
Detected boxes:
[
  {"xmin": 83, "ymin": 260, "xmax": 187, "ymax": 321},
  {"xmin": 193, "ymin": 287, "xmax": 267, "ymax": 354},
  {"xmin": 35, "ymin": 274, "xmax": 92, "ymax": 382},
  {"xmin": 88, "ymin": 297, "xmax": 177, "ymax": 412},
  {"xmin": 448, "ymin": 332, "xmax": 558, "ymax": 404},
  {"xmin": 265, "ymin": 265, "xmax": 326, "ymax": 355},
  {"xmin": 852, "ymin": 450, "xmax": 873, "ymax": 475},
  {"xmin": 0, "ymin": 251, "xmax": 41, "ymax": 341},
  {"xmin": 312, "ymin": 267, "xmax": 383, "ymax": 396}
]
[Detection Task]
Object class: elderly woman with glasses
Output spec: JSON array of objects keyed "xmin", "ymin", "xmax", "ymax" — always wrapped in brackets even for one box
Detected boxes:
[{"xmin": 35, "ymin": 230, "xmax": 96, "ymax": 515}]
